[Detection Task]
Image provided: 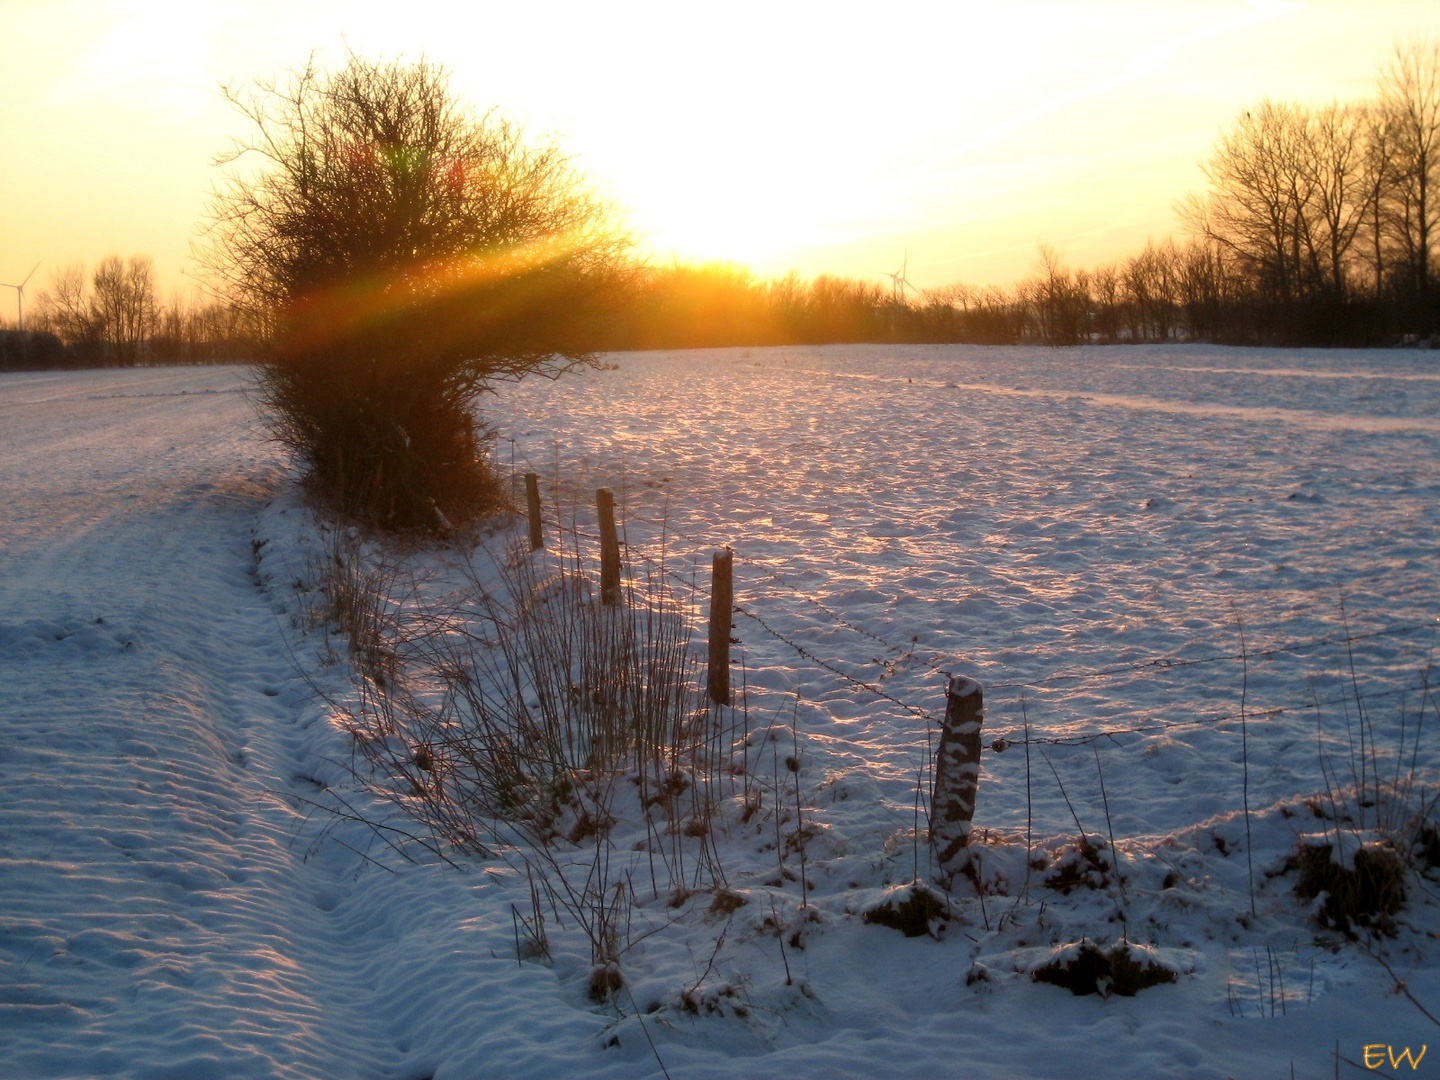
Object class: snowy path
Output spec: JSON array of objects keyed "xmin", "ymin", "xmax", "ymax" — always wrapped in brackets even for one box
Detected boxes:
[
  {"xmin": 0, "ymin": 368, "xmax": 484, "ymax": 1078},
  {"xmin": 0, "ymin": 368, "xmax": 359, "ymax": 1076},
  {"xmin": 0, "ymin": 367, "xmax": 684, "ymax": 1080}
]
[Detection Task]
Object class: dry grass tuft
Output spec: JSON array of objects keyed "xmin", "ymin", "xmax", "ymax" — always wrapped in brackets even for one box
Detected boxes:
[
  {"xmin": 1031, "ymin": 942, "xmax": 1177, "ymax": 998},
  {"xmin": 1289, "ymin": 839, "xmax": 1406, "ymax": 937},
  {"xmin": 310, "ymin": 490, "xmax": 749, "ymax": 993},
  {"xmin": 862, "ymin": 882, "xmax": 950, "ymax": 938}
]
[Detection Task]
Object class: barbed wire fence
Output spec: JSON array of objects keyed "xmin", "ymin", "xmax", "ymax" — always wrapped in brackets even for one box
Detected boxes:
[{"xmin": 493, "ymin": 437, "xmax": 1440, "ymax": 865}]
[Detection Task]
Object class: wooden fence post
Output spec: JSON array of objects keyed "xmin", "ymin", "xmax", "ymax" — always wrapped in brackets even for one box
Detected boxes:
[
  {"xmin": 596, "ymin": 487, "xmax": 621, "ymax": 605},
  {"xmin": 707, "ymin": 548, "xmax": 734, "ymax": 706},
  {"xmin": 524, "ymin": 473, "xmax": 543, "ymax": 550},
  {"xmin": 931, "ymin": 675, "xmax": 984, "ymax": 878}
]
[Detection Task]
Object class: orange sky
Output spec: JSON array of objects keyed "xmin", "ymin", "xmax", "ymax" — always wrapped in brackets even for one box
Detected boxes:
[{"xmin": 3, "ymin": 0, "xmax": 1440, "ymax": 314}]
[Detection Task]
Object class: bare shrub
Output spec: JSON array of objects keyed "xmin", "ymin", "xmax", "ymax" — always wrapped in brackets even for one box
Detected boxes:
[
  {"xmin": 205, "ymin": 54, "xmax": 627, "ymax": 534},
  {"xmin": 1294, "ymin": 659, "xmax": 1439, "ymax": 937},
  {"xmin": 307, "ymin": 522, "xmax": 402, "ymax": 685},
  {"xmin": 321, "ymin": 498, "xmax": 742, "ymax": 993}
]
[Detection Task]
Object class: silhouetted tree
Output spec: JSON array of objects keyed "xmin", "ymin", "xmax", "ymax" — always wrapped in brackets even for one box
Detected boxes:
[
  {"xmin": 1174, "ymin": 240, "xmax": 1232, "ymax": 341},
  {"xmin": 36, "ymin": 264, "xmax": 96, "ymax": 352},
  {"xmin": 33, "ymin": 256, "xmax": 160, "ymax": 364},
  {"xmin": 1302, "ymin": 103, "xmax": 1371, "ymax": 301},
  {"xmin": 1182, "ymin": 101, "xmax": 1319, "ymax": 306},
  {"xmin": 1359, "ymin": 104, "xmax": 1398, "ymax": 298},
  {"xmin": 1179, "ymin": 93, "xmax": 1400, "ymax": 341},
  {"xmin": 1029, "ymin": 246, "xmax": 1089, "ymax": 344},
  {"xmin": 803, "ymin": 274, "xmax": 888, "ymax": 342},
  {"xmin": 91, "ymin": 255, "xmax": 158, "ymax": 363},
  {"xmin": 1377, "ymin": 39, "xmax": 1440, "ymax": 329},
  {"xmin": 203, "ymin": 53, "xmax": 626, "ymax": 533},
  {"xmin": 0, "ymin": 329, "xmax": 66, "ymax": 370},
  {"xmin": 1090, "ymin": 263, "xmax": 1122, "ymax": 342}
]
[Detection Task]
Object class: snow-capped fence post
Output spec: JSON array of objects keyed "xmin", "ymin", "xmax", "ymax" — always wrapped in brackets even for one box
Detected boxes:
[
  {"xmin": 596, "ymin": 487, "xmax": 621, "ymax": 605},
  {"xmin": 525, "ymin": 473, "xmax": 544, "ymax": 550},
  {"xmin": 706, "ymin": 548, "xmax": 734, "ymax": 706},
  {"xmin": 931, "ymin": 675, "xmax": 984, "ymax": 877}
]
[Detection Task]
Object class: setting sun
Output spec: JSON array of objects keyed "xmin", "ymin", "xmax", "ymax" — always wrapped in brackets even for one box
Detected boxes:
[{"xmin": 3, "ymin": 0, "xmax": 1440, "ymax": 296}]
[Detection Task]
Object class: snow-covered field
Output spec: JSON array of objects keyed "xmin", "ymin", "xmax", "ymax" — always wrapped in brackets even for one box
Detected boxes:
[{"xmin": 2, "ymin": 345, "xmax": 1438, "ymax": 1079}]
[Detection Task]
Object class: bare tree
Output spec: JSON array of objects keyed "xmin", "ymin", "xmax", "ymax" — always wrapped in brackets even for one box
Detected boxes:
[
  {"xmin": 1377, "ymin": 39, "xmax": 1440, "ymax": 305},
  {"xmin": 1029, "ymin": 245, "xmax": 1088, "ymax": 345},
  {"xmin": 1173, "ymin": 239, "xmax": 1235, "ymax": 341},
  {"xmin": 1182, "ymin": 100, "xmax": 1320, "ymax": 304},
  {"xmin": 88, "ymin": 255, "xmax": 157, "ymax": 363},
  {"xmin": 1121, "ymin": 239, "xmax": 1182, "ymax": 340},
  {"xmin": 1300, "ymin": 103, "xmax": 1373, "ymax": 300},
  {"xmin": 90, "ymin": 257, "xmax": 127, "ymax": 355},
  {"xmin": 36, "ymin": 264, "xmax": 95, "ymax": 347},
  {"xmin": 1089, "ymin": 262, "xmax": 1122, "ymax": 342},
  {"xmin": 1358, "ymin": 104, "xmax": 1399, "ymax": 297},
  {"xmin": 122, "ymin": 257, "xmax": 158, "ymax": 353}
]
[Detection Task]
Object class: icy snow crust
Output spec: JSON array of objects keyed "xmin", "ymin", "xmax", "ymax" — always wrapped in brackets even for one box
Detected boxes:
[{"xmin": 1, "ymin": 345, "xmax": 1437, "ymax": 1079}]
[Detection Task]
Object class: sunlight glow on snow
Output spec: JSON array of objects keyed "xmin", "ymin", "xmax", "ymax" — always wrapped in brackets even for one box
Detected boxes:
[{"xmin": 4, "ymin": 349, "xmax": 1439, "ymax": 1077}]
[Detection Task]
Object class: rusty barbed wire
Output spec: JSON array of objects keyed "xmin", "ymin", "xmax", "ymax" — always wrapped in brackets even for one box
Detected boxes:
[{"xmin": 496, "ymin": 435, "xmax": 1439, "ymax": 757}]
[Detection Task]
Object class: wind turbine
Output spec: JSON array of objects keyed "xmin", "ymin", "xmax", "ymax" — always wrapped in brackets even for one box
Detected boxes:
[
  {"xmin": 884, "ymin": 252, "xmax": 918, "ymax": 304},
  {"xmin": 0, "ymin": 261, "xmax": 40, "ymax": 331}
]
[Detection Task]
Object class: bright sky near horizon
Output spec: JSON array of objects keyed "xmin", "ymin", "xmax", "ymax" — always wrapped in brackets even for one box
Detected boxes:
[{"xmin": 3, "ymin": 0, "xmax": 1440, "ymax": 311}]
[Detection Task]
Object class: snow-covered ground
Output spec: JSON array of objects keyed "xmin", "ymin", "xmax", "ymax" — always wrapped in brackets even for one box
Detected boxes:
[{"xmin": 2, "ymin": 345, "xmax": 1438, "ymax": 1079}]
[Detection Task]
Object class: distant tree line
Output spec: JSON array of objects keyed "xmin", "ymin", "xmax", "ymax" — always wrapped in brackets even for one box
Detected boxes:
[
  {"xmin": 1, "ymin": 254, "xmax": 258, "ymax": 371},
  {"xmin": 600, "ymin": 264, "xmax": 899, "ymax": 349},
  {"xmin": 598, "ymin": 41, "xmax": 1440, "ymax": 351},
  {"xmin": 1171, "ymin": 38, "xmax": 1439, "ymax": 344},
  {"xmin": 6, "ymin": 40, "xmax": 1435, "ymax": 371}
]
